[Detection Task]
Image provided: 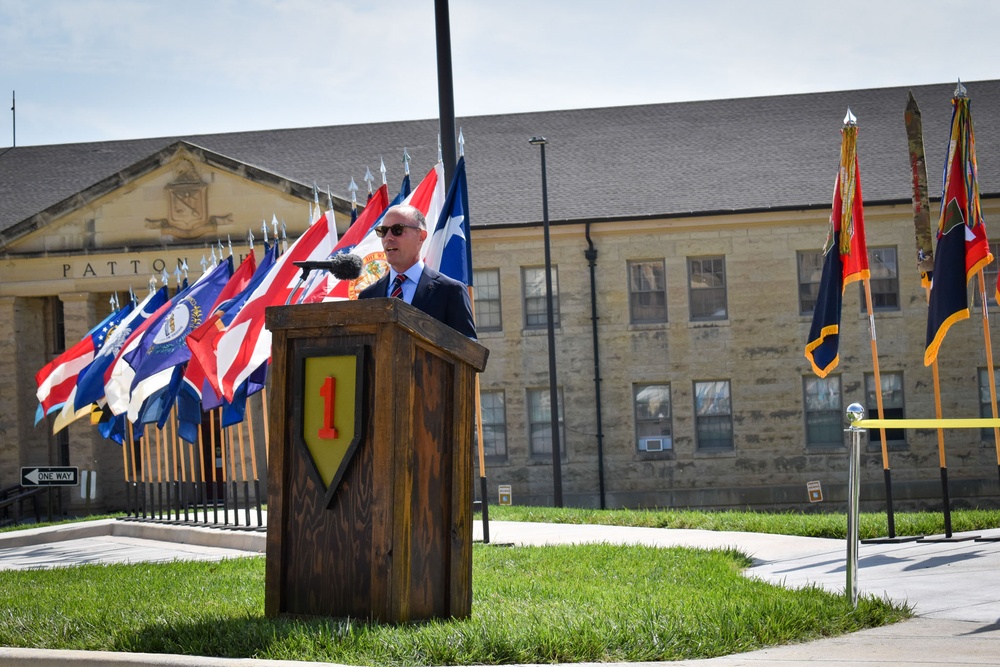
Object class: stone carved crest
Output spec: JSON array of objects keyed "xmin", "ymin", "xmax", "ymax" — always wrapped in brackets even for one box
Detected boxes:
[{"xmin": 146, "ymin": 159, "xmax": 231, "ymax": 239}]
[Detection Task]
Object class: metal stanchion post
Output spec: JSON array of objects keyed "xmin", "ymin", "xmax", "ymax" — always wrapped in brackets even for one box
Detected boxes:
[{"xmin": 845, "ymin": 402, "xmax": 864, "ymax": 608}]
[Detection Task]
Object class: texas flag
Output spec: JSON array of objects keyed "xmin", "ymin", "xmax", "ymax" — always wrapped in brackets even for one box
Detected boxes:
[{"xmin": 424, "ymin": 156, "xmax": 471, "ymax": 285}]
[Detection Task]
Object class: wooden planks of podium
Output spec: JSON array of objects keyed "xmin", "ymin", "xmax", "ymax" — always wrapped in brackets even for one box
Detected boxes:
[{"xmin": 264, "ymin": 299, "xmax": 489, "ymax": 622}]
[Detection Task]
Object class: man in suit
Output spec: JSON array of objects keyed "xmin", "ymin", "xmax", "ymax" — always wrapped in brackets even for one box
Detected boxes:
[{"xmin": 358, "ymin": 204, "xmax": 477, "ymax": 339}]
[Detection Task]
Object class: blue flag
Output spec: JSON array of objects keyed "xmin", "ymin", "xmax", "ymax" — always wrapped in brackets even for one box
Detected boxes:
[{"xmin": 127, "ymin": 258, "xmax": 233, "ymax": 393}]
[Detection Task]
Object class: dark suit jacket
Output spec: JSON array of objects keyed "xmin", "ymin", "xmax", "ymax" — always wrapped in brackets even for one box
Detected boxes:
[{"xmin": 358, "ymin": 266, "xmax": 477, "ymax": 339}]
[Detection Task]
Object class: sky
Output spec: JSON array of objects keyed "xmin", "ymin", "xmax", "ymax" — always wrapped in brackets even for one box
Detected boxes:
[{"xmin": 2, "ymin": 0, "xmax": 1000, "ymax": 148}]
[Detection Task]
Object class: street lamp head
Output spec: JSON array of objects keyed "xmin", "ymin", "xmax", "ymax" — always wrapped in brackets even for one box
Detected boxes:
[{"xmin": 529, "ymin": 137, "xmax": 548, "ymax": 146}]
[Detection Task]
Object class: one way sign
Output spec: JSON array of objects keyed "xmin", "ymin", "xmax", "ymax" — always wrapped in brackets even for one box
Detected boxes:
[{"xmin": 21, "ymin": 466, "xmax": 79, "ymax": 487}]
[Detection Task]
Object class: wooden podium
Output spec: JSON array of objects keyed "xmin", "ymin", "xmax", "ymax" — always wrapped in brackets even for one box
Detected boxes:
[{"xmin": 263, "ymin": 299, "xmax": 488, "ymax": 622}]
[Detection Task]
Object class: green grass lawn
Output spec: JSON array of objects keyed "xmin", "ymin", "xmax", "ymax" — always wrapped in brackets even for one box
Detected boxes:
[
  {"xmin": 10, "ymin": 505, "xmax": 981, "ymax": 663},
  {"xmin": 481, "ymin": 504, "xmax": 1000, "ymax": 539},
  {"xmin": 0, "ymin": 542, "xmax": 907, "ymax": 665}
]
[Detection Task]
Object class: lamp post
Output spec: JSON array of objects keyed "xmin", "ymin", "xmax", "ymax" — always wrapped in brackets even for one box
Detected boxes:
[{"xmin": 529, "ymin": 136, "xmax": 563, "ymax": 507}]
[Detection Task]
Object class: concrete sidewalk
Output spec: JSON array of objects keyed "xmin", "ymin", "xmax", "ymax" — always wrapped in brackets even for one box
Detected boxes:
[{"xmin": 0, "ymin": 518, "xmax": 998, "ymax": 665}]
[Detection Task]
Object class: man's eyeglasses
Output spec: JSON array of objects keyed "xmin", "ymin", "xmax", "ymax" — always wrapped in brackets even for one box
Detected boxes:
[{"xmin": 374, "ymin": 223, "xmax": 421, "ymax": 238}]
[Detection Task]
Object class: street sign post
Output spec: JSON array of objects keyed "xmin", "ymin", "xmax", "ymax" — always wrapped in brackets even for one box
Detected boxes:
[{"xmin": 21, "ymin": 466, "xmax": 79, "ymax": 487}]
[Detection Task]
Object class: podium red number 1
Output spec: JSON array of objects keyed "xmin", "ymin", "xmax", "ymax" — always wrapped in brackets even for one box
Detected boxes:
[{"xmin": 319, "ymin": 376, "xmax": 339, "ymax": 439}]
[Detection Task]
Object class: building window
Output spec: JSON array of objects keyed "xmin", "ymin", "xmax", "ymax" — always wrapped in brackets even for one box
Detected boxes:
[
  {"xmin": 473, "ymin": 269, "xmax": 502, "ymax": 332},
  {"xmin": 866, "ymin": 372, "xmax": 905, "ymax": 447},
  {"xmin": 973, "ymin": 242, "xmax": 1000, "ymax": 310},
  {"xmin": 803, "ymin": 376, "xmax": 842, "ymax": 447},
  {"xmin": 979, "ymin": 368, "xmax": 1000, "ymax": 441},
  {"xmin": 522, "ymin": 266, "xmax": 560, "ymax": 329},
  {"xmin": 527, "ymin": 388, "xmax": 565, "ymax": 457},
  {"xmin": 49, "ymin": 296, "xmax": 66, "ymax": 354},
  {"xmin": 688, "ymin": 256, "xmax": 727, "ymax": 320},
  {"xmin": 797, "ymin": 250, "xmax": 825, "ymax": 314},
  {"xmin": 634, "ymin": 384, "xmax": 672, "ymax": 451},
  {"xmin": 694, "ymin": 380, "xmax": 733, "ymax": 450},
  {"xmin": 864, "ymin": 247, "xmax": 899, "ymax": 311},
  {"xmin": 628, "ymin": 260, "xmax": 667, "ymax": 323},
  {"xmin": 478, "ymin": 390, "xmax": 507, "ymax": 459}
]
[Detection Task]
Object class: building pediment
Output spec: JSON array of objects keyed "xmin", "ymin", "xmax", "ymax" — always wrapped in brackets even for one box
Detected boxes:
[{"xmin": 0, "ymin": 141, "xmax": 349, "ymax": 256}]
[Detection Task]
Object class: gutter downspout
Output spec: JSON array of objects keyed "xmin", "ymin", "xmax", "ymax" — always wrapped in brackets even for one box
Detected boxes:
[{"xmin": 584, "ymin": 222, "xmax": 607, "ymax": 508}]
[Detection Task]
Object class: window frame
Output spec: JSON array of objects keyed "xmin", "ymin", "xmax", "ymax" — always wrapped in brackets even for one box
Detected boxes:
[
  {"xmin": 803, "ymin": 375, "xmax": 843, "ymax": 448},
  {"xmin": 628, "ymin": 259, "xmax": 668, "ymax": 324},
  {"xmin": 862, "ymin": 246, "xmax": 900, "ymax": 312},
  {"xmin": 478, "ymin": 389, "xmax": 508, "ymax": 461},
  {"xmin": 522, "ymin": 266, "xmax": 561, "ymax": 329},
  {"xmin": 687, "ymin": 256, "xmax": 728, "ymax": 321},
  {"xmin": 472, "ymin": 268, "xmax": 503, "ymax": 332},
  {"xmin": 527, "ymin": 387, "xmax": 566, "ymax": 458},
  {"xmin": 693, "ymin": 379, "xmax": 734, "ymax": 450},
  {"xmin": 633, "ymin": 383, "xmax": 673, "ymax": 453},
  {"xmin": 865, "ymin": 371, "xmax": 906, "ymax": 448},
  {"xmin": 797, "ymin": 249, "xmax": 825, "ymax": 315}
]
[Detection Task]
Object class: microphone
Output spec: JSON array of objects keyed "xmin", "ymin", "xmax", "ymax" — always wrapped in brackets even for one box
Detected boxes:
[
  {"xmin": 294, "ymin": 253, "xmax": 363, "ymax": 280},
  {"xmin": 286, "ymin": 253, "xmax": 364, "ymax": 305}
]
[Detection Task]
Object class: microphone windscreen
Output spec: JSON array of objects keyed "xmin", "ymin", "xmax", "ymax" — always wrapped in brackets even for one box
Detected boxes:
[{"xmin": 329, "ymin": 253, "xmax": 363, "ymax": 280}]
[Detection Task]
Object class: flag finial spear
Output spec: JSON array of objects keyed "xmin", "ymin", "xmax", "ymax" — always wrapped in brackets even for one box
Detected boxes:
[
  {"xmin": 173, "ymin": 265, "xmax": 182, "ymax": 285},
  {"xmin": 181, "ymin": 259, "xmax": 189, "ymax": 278},
  {"xmin": 129, "ymin": 286, "xmax": 136, "ymax": 304},
  {"xmin": 955, "ymin": 79, "xmax": 968, "ymax": 98},
  {"xmin": 348, "ymin": 177, "xmax": 359, "ymax": 209},
  {"xmin": 402, "ymin": 147, "xmax": 411, "ymax": 175},
  {"xmin": 247, "ymin": 228, "xmax": 254, "ymax": 250},
  {"xmin": 326, "ymin": 184, "xmax": 333, "ymax": 210},
  {"xmin": 271, "ymin": 214, "xmax": 279, "ymax": 240},
  {"xmin": 437, "ymin": 134, "xmax": 443, "ymax": 162},
  {"xmin": 364, "ymin": 166, "xmax": 374, "ymax": 194},
  {"xmin": 379, "ymin": 157, "xmax": 387, "ymax": 185},
  {"xmin": 227, "ymin": 235, "xmax": 232, "ymax": 257},
  {"xmin": 161, "ymin": 268, "xmax": 170, "ymax": 287},
  {"xmin": 200, "ymin": 255, "xmax": 208, "ymax": 272},
  {"xmin": 210, "ymin": 245, "xmax": 217, "ymax": 265},
  {"xmin": 458, "ymin": 128, "xmax": 465, "ymax": 157},
  {"xmin": 109, "ymin": 293, "xmax": 117, "ymax": 310},
  {"xmin": 843, "ymin": 107, "xmax": 857, "ymax": 126},
  {"xmin": 148, "ymin": 275, "xmax": 157, "ymax": 294},
  {"xmin": 261, "ymin": 219, "xmax": 269, "ymax": 243}
]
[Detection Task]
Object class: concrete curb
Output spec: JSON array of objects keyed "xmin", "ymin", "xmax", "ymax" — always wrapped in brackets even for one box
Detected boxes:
[
  {"xmin": 0, "ymin": 647, "xmax": 340, "ymax": 667},
  {"xmin": 0, "ymin": 519, "xmax": 266, "ymax": 553}
]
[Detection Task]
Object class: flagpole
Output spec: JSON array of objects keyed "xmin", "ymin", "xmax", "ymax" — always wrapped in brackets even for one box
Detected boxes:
[
  {"xmin": 246, "ymin": 398, "xmax": 264, "ymax": 527},
  {"xmin": 128, "ymin": 425, "xmax": 140, "ymax": 518},
  {"xmin": 467, "ymin": 287, "xmax": 490, "ymax": 544},
  {"xmin": 196, "ymin": 416, "xmax": 209, "ymax": 523},
  {"xmin": 143, "ymin": 424, "xmax": 153, "ymax": 519},
  {"xmin": 862, "ymin": 279, "xmax": 894, "ymax": 537},
  {"xmin": 228, "ymin": 423, "xmax": 241, "ymax": 526},
  {"xmin": 236, "ymin": 418, "xmax": 251, "ymax": 526},
  {"xmin": 260, "ymin": 387, "xmax": 270, "ymax": 463},
  {"xmin": 218, "ymin": 410, "xmax": 229, "ymax": 526},
  {"xmin": 184, "ymin": 410, "xmax": 199, "ymax": 522},
  {"xmin": 976, "ymin": 269, "xmax": 1000, "ymax": 479},
  {"xmin": 931, "ymin": 359, "xmax": 953, "ymax": 537},
  {"xmin": 210, "ymin": 409, "xmax": 220, "ymax": 524},
  {"xmin": 121, "ymin": 429, "xmax": 132, "ymax": 518}
]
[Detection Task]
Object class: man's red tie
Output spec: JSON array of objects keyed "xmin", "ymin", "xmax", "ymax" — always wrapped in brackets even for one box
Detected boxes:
[{"xmin": 390, "ymin": 274, "xmax": 406, "ymax": 299}]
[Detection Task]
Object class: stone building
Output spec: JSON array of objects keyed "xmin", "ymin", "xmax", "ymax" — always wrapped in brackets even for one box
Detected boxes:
[{"xmin": 3, "ymin": 79, "xmax": 1000, "ymax": 515}]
